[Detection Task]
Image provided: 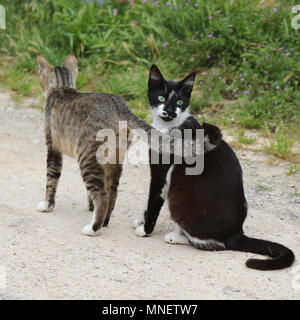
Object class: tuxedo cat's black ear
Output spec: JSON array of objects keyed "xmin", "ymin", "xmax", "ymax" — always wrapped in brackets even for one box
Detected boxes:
[
  {"xmin": 148, "ymin": 64, "xmax": 166, "ymax": 91},
  {"xmin": 180, "ymin": 72, "xmax": 196, "ymax": 92}
]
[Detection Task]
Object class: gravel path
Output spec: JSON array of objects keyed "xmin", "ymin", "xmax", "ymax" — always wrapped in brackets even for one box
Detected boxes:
[{"xmin": 0, "ymin": 91, "xmax": 299, "ymax": 300}]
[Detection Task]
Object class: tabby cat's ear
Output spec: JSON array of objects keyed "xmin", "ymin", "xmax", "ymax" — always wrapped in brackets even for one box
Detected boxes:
[
  {"xmin": 61, "ymin": 53, "xmax": 78, "ymax": 79},
  {"xmin": 180, "ymin": 72, "xmax": 196, "ymax": 92},
  {"xmin": 148, "ymin": 64, "xmax": 166, "ymax": 91},
  {"xmin": 37, "ymin": 54, "xmax": 52, "ymax": 75},
  {"xmin": 37, "ymin": 54, "xmax": 53, "ymax": 93}
]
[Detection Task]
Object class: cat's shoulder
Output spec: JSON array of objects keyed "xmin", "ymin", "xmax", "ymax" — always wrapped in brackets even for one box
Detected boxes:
[
  {"xmin": 202, "ymin": 122, "xmax": 222, "ymax": 145},
  {"xmin": 182, "ymin": 117, "xmax": 223, "ymax": 146},
  {"xmin": 181, "ymin": 115, "xmax": 202, "ymax": 129}
]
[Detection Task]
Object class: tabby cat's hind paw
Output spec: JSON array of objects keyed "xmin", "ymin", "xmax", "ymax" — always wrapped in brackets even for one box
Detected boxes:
[
  {"xmin": 81, "ymin": 224, "xmax": 101, "ymax": 237},
  {"xmin": 36, "ymin": 201, "xmax": 53, "ymax": 212}
]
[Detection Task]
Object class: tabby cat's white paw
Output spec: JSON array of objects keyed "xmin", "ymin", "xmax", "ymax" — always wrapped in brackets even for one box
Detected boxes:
[
  {"xmin": 81, "ymin": 224, "xmax": 101, "ymax": 237},
  {"xmin": 133, "ymin": 217, "xmax": 144, "ymax": 229},
  {"xmin": 164, "ymin": 231, "xmax": 189, "ymax": 245},
  {"xmin": 135, "ymin": 225, "xmax": 147, "ymax": 237},
  {"xmin": 36, "ymin": 201, "xmax": 51, "ymax": 212}
]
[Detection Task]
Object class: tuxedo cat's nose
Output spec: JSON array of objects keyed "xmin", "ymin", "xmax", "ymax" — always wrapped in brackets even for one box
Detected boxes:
[
  {"xmin": 164, "ymin": 106, "xmax": 177, "ymax": 118},
  {"xmin": 163, "ymin": 107, "xmax": 174, "ymax": 118},
  {"xmin": 166, "ymin": 111, "xmax": 177, "ymax": 118}
]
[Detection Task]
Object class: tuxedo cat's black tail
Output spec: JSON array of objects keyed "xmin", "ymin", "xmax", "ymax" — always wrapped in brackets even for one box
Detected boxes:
[{"xmin": 225, "ymin": 233, "xmax": 295, "ymax": 270}]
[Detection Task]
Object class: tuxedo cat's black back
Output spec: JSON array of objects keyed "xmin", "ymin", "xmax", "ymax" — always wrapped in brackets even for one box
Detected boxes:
[{"xmin": 169, "ymin": 140, "xmax": 247, "ymax": 242}]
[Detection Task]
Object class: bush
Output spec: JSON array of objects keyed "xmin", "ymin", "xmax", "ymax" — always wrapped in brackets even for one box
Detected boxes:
[{"xmin": 0, "ymin": 0, "xmax": 299, "ymax": 128}]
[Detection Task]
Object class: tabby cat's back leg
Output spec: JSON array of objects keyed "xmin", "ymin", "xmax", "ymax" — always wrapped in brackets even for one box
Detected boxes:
[
  {"xmin": 103, "ymin": 164, "xmax": 123, "ymax": 227},
  {"xmin": 78, "ymin": 147, "xmax": 109, "ymax": 236},
  {"xmin": 36, "ymin": 149, "xmax": 62, "ymax": 212},
  {"xmin": 88, "ymin": 193, "xmax": 94, "ymax": 212},
  {"xmin": 82, "ymin": 188, "xmax": 109, "ymax": 236}
]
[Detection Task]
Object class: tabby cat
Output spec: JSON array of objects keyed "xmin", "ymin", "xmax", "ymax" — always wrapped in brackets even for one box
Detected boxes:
[
  {"xmin": 133, "ymin": 65, "xmax": 295, "ymax": 270},
  {"xmin": 36, "ymin": 53, "xmax": 163, "ymax": 236}
]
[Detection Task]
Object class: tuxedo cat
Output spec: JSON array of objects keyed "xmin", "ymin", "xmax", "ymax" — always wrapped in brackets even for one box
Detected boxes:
[{"xmin": 133, "ymin": 65, "xmax": 295, "ymax": 270}]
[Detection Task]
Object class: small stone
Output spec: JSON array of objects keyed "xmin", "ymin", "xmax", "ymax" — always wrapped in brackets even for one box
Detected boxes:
[
  {"xmin": 223, "ymin": 285, "xmax": 234, "ymax": 295},
  {"xmin": 8, "ymin": 224, "xmax": 18, "ymax": 228}
]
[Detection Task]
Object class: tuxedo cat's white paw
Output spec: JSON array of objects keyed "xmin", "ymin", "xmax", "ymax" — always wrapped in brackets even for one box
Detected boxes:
[
  {"xmin": 81, "ymin": 224, "xmax": 101, "ymax": 237},
  {"xmin": 164, "ymin": 231, "xmax": 189, "ymax": 245},
  {"xmin": 36, "ymin": 201, "xmax": 52, "ymax": 212},
  {"xmin": 135, "ymin": 225, "xmax": 147, "ymax": 237},
  {"xmin": 133, "ymin": 217, "xmax": 144, "ymax": 229}
]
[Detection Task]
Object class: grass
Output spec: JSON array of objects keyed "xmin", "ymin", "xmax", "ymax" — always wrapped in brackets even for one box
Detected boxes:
[
  {"xmin": 0, "ymin": 0, "xmax": 299, "ymax": 161},
  {"xmin": 290, "ymin": 186, "xmax": 300, "ymax": 197},
  {"xmin": 237, "ymin": 129, "xmax": 257, "ymax": 145},
  {"xmin": 287, "ymin": 164, "xmax": 300, "ymax": 176},
  {"xmin": 255, "ymin": 184, "xmax": 273, "ymax": 191},
  {"xmin": 264, "ymin": 130, "xmax": 295, "ymax": 161},
  {"xmin": 0, "ymin": 60, "xmax": 40, "ymax": 98}
]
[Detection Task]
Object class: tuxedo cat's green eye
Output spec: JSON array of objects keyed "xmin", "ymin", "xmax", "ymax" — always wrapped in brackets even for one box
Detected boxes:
[
  {"xmin": 176, "ymin": 99, "xmax": 184, "ymax": 105},
  {"xmin": 158, "ymin": 96, "xmax": 165, "ymax": 102}
]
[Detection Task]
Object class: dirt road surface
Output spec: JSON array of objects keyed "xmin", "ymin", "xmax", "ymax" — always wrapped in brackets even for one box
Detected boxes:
[{"xmin": 0, "ymin": 91, "xmax": 299, "ymax": 299}]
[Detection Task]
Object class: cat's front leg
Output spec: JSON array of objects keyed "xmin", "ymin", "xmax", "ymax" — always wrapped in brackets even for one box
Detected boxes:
[
  {"xmin": 134, "ymin": 198, "xmax": 151, "ymax": 237},
  {"xmin": 135, "ymin": 192, "xmax": 165, "ymax": 237},
  {"xmin": 133, "ymin": 198, "xmax": 147, "ymax": 229},
  {"xmin": 36, "ymin": 148, "xmax": 62, "ymax": 212},
  {"xmin": 134, "ymin": 164, "xmax": 171, "ymax": 237},
  {"xmin": 87, "ymin": 193, "xmax": 94, "ymax": 212}
]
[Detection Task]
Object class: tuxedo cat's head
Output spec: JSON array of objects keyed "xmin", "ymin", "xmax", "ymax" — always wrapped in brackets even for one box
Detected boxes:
[
  {"xmin": 37, "ymin": 53, "xmax": 78, "ymax": 96},
  {"xmin": 148, "ymin": 65, "xmax": 196, "ymax": 122}
]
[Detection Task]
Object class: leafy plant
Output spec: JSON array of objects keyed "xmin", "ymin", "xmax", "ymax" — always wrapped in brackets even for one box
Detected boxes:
[
  {"xmin": 0, "ymin": 0, "xmax": 299, "ymax": 136},
  {"xmin": 264, "ymin": 131, "xmax": 295, "ymax": 160}
]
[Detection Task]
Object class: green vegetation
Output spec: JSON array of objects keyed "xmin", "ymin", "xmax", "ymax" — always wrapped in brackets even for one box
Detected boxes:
[
  {"xmin": 287, "ymin": 163, "xmax": 300, "ymax": 175},
  {"xmin": 237, "ymin": 128, "xmax": 257, "ymax": 145},
  {"xmin": 290, "ymin": 186, "xmax": 300, "ymax": 197},
  {"xmin": 264, "ymin": 130, "xmax": 295, "ymax": 160},
  {"xmin": 0, "ymin": 0, "xmax": 299, "ymax": 160},
  {"xmin": 255, "ymin": 184, "xmax": 273, "ymax": 191}
]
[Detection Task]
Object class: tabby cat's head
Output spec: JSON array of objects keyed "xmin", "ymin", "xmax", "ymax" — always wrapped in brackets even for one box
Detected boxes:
[
  {"xmin": 148, "ymin": 65, "xmax": 196, "ymax": 122},
  {"xmin": 37, "ymin": 53, "xmax": 78, "ymax": 96}
]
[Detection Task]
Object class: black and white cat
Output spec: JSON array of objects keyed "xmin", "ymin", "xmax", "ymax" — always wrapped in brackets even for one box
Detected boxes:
[{"xmin": 133, "ymin": 65, "xmax": 295, "ymax": 270}]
